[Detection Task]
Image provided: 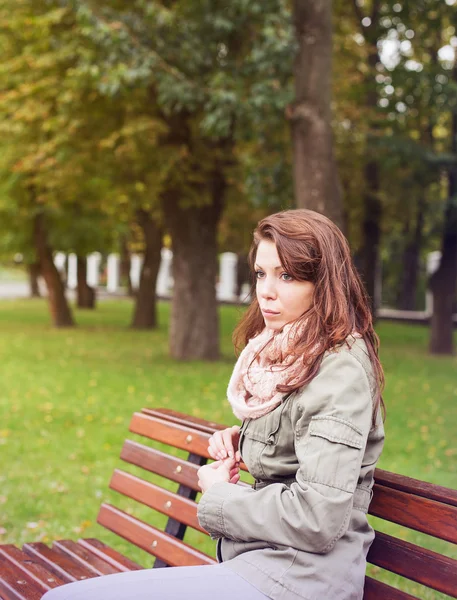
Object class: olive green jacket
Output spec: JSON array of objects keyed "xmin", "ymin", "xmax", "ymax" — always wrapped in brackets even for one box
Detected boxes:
[{"xmin": 197, "ymin": 336, "xmax": 385, "ymax": 600}]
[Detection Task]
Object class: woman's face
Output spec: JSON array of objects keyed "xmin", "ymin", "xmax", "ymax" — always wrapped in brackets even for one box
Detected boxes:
[{"xmin": 255, "ymin": 239, "xmax": 315, "ymax": 331}]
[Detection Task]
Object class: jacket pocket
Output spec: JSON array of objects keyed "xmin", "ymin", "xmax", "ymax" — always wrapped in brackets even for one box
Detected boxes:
[
  {"xmin": 240, "ymin": 400, "xmax": 288, "ymax": 480},
  {"xmin": 309, "ymin": 415, "xmax": 363, "ymax": 449},
  {"xmin": 301, "ymin": 415, "xmax": 365, "ymax": 494},
  {"xmin": 243, "ymin": 399, "xmax": 287, "ymax": 444}
]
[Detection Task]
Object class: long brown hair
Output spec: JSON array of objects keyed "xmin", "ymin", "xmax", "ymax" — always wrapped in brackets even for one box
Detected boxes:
[{"xmin": 233, "ymin": 209, "xmax": 385, "ymax": 422}]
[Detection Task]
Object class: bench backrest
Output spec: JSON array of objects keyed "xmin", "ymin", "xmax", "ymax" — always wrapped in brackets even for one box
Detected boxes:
[{"xmin": 97, "ymin": 408, "xmax": 457, "ymax": 600}]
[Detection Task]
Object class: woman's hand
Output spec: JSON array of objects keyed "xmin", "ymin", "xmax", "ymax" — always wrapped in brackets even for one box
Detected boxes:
[
  {"xmin": 208, "ymin": 425, "xmax": 241, "ymax": 462},
  {"xmin": 197, "ymin": 457, "xmax": 240, "ymax": 493}
]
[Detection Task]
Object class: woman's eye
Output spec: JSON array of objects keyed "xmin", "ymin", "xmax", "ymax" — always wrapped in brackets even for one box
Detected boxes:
[
  {"xmin": 281, "ymin": 273, "xmax": 294, "ymax": 282},
  {"xmin": 255, "ymin": 270, "xmax": 265, "ymax": 279}
]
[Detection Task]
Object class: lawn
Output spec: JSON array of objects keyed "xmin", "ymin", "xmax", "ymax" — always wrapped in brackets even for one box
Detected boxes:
[{"xmin": 0, "ymin": 298, "xmax": 456, "ymax": 598}]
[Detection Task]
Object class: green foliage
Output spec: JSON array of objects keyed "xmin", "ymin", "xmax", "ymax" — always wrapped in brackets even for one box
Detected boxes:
[{"xmin": 0, "ymin": 0, "xmax": 456, "ymax": 307}]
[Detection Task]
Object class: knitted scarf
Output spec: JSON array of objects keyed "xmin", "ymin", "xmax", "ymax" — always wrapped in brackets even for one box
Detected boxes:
[{"xmin": 227, "ymin": 321, "xmax": 308, "ymax": 420}]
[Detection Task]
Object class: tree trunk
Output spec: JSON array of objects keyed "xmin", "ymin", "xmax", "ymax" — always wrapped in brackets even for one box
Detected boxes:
[
  {"xmin": 28, "ymin": 262, "xmax": 41, "ymax": 298},
  {"xmin": 360, "ymin": 160, "xmax": 381, "ymax": 314},
  {"xmin": 346, "ymin": 3, "xmax": 384, "ymax": 314},
  {"xmin": 162, "ymin": 178, "xmax": 225, "ymax": 361},
  {"xmin": 77, "ymin": 256, "xmax": 96, "ymax": 309},
  {"xmin": 429, "ymin": 106, "xmax": 457, "ymax": 354},
  {"xmin": 33, "ymin": 213, "xmax": 75, "ymax": 327},
  {"xmin": 120, "ymin": 236, "xmax": 133, "ymax": 297},
  {"xmin": 398, "ymin": 196, "xmax": 425, "ymax": 311},
  {"xmin": 290, "ymin": 0, "xmax": 343, "ymax": 229},
  {"xmin": 131, "ymin": 210, "xmax": 163, "ymax": 329}
]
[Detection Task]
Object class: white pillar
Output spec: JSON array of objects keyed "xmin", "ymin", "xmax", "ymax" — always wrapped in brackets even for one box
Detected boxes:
[
  {"xmin": 426, "ymin": 251, "xmax": 442, "ymax": 315},
  {"xmin": 156, "ymin": 248, "xmax": 172, "ymax": 297},
  {"xmin": 130, "ymin": 254, "xmax": 143, "ymax": 291},
  {"xmin": 54, "ymin": 252, "xmax": 66, "ymax": 273},
  {"xmin": 107, "ymin": 253, "xmax": 120, "ymax": 293},
  {"xmin": 67, "ymin": 253, "xmax": 78, "ymax": 290},
  {"xmin": 218, "ymin": 252, "xmax": 237, "ymax": 302},
  {"xmin": 87, "ymin": 252, "xmax": 101, "ymax": 288}
]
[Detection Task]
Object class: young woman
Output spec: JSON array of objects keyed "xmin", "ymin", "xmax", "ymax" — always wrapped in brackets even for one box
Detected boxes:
[{"xmin": 43, "ymin": 209, "xmax": 385, "ymax": 600}]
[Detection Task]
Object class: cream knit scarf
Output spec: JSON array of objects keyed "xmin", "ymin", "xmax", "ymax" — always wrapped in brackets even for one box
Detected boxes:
[{"xmin": 227, "ymin": 321, "xmax": 308, "ymax": 420}]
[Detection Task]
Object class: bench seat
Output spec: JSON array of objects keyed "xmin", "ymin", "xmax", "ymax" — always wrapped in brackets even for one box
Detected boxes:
[{"xmin": 0, "ymin": 539, "xmax": 142, "ymax": 599}]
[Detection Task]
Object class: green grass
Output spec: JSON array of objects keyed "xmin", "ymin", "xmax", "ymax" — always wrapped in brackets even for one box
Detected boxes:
[{"xmin": 0, "ymin": 299, "xmax": 456, "ymax": 598}]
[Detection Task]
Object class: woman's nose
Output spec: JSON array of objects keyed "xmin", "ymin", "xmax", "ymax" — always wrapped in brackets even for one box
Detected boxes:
[{"xmin": 259, "ymin": 277, "xmax": 277, "ymax": 299}]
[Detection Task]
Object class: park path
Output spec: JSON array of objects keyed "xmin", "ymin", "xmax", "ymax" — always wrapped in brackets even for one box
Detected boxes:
[{"xmin": 0, "ymin": 281, "xmax": 34, "ymax": 299}]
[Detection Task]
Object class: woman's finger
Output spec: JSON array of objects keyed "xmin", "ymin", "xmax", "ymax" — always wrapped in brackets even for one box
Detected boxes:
[
  {"xmin": 214, "ymin": 428, "xmax": 231, "ymax": 460},
  {"xmin": 221, "ymin": 428, "xmax": 236, "ymax": 458},
  {"xmin": 208, "ymin": 432, "xmax": 225, "ymax": 460},
  {"xmin": 207, "ymin": 437, "xmax": 220, "ymax": 459}
]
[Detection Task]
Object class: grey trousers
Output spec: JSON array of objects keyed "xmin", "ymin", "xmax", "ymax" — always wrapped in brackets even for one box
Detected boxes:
[{"xmin": 41, "ymin": 564, "xmax": 269, "ymax": 600}]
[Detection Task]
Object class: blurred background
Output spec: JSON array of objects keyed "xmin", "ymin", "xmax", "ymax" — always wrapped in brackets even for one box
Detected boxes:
[{"xmin": 0, "ymin": 1, "xmax": 456, "ymax": 596}]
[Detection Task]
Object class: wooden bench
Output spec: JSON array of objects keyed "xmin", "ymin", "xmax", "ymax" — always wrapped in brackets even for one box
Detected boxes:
[{"xmin": 1, "ymin": 407, "xmax": 456, "ymax": 600}]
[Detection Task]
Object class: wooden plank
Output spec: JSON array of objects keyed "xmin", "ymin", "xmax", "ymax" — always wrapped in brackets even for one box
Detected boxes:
[
  {"xmin": 374, "ymin": 468, "xmax": 457, "ymax": 508},
  {"xmin": 129, "ymin": 413, "xmax": 211, "ymax": 457},
  {"xmin": 142, "ymin": 408, "xmax": 225, "ymax": 435},
  {"xmin": 369, "ymin": 484, "xmax": 457, "ymax": 544},
  {"xmin": 120, "ymin": 440, "xmax": 250, "ymax": 492},
  {"xmin": 363, "ymin": 576, "xmax": 420, "ymax": 600},
  {"xmin": 97, "ymin": 503, "xmax": 216, "ymax": 567},
  {"xmin": 0, "ymin": 556, "xmax": 44, "ymax": 600},
  {"xmin": 22, "ymin": 543, "xmax": 97, "ymax": 583},
  {"xmin": 0, "ymin": 545, "xmax": 64, "ymax": 593},
  {"xmin": 367, "ymin": 531, "xmax": 457, "ymax": 598},
  {"xmin": 109, "ymin": 469, "xmax": 206, "ymax": 533},
  {"xmin": 128, "ymin": 416, "xmax": 248, "ymax": 472},
  {"xmin": 121, "ymin": 440, "xmax": 201, "ymax": 490},
  {"xmin": 77, "ymin": 539, "xmax": 143, "ymax": 572},
  {"xmin": 52, "ymin": 541, "xmax": 122, "ymax": 576}
]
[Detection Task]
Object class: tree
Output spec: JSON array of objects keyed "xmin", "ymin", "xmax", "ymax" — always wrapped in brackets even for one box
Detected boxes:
[
  {"xmin": 430, "ymin": 59, "xmax": 457, "ymax": 355},
  {"xmin": 66, "ymin": 0, "xmax": 295, "ymax": 359},
  {"xmin": 130, "ymin": 209, "xmax": 163, "ymax": 329},
  {"xmin": 290, "ymin": 0, "xmax": 343, "ymax": 228},
  {"xmin": 0, "ymin": 3, "xmax": 78, "ymax": 325}
]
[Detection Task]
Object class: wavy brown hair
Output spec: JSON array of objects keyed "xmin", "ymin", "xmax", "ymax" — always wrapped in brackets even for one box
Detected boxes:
[{"xmin": 233, "ymin": 209, "xmax": 385, "ymax": 422}]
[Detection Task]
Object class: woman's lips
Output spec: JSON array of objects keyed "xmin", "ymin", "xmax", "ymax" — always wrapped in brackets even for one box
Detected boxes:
[{"xmin": 262, "ymin": 309, "xmax": 280, "ymax": 315}]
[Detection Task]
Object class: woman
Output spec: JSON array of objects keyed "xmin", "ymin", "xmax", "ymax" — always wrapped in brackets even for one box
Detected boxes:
[{"xmin": 43, "ymin": 209, "xmax": 384, "ymax": 600}]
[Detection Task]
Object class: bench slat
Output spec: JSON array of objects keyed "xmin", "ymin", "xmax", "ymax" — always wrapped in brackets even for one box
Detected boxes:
[
  {"xmin": 110, "ymin": 469, "xmax": 207, "ymax": 534},
  {"xmin": 77, "ymin": 539, "xmax": 143, "ymax": 572},
  {"xmin": 370, "ymin": 484, "xmax": 457, "ymax": 544},
  {"xmin": 97, "ymin": 504, "xmax": 216, "ymax": 567},
  {"xmin": 22, "ymin": 543, "xmax": 97, "ymax": 583},
  {"xmin": 363, "ymin": 576, "xmax": 420, "ymax": 600},
  {"xmin": 374, "ymin": 468, "xmax": 457, "ymax": 508},
  {"xmin": 120, "ymin": 440, "xmax": 250, "ymax": 492},
  {"xmin": 121, "ymin": 440, "xmax": 201, "ymax": 490},
  {"xmin": 367, "ymin": 530, "xmax": 457, "ymax": 597},
  {"xmin": 142, "ymin": 408, "xmax": 226, "ymax": 435},
  {"xmin": 129, "ymin": 413, "xmax": 210, "ymax": 457},
  {"xmin": 0, "ymin": 545, "xmax": 64, "ymax": 593},
  {"xmin": 0, "ymin": 557, "xmax": 44, "ymax": 600},
  {"xmin": 52, "ymin": 541, "xmax": 122, "ymax": 576}
]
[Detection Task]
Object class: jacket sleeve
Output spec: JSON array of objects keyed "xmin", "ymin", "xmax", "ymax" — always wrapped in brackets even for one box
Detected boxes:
[{"xmin": 197, "ymin": 350, "xmax": 374, "ymax": 554}]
